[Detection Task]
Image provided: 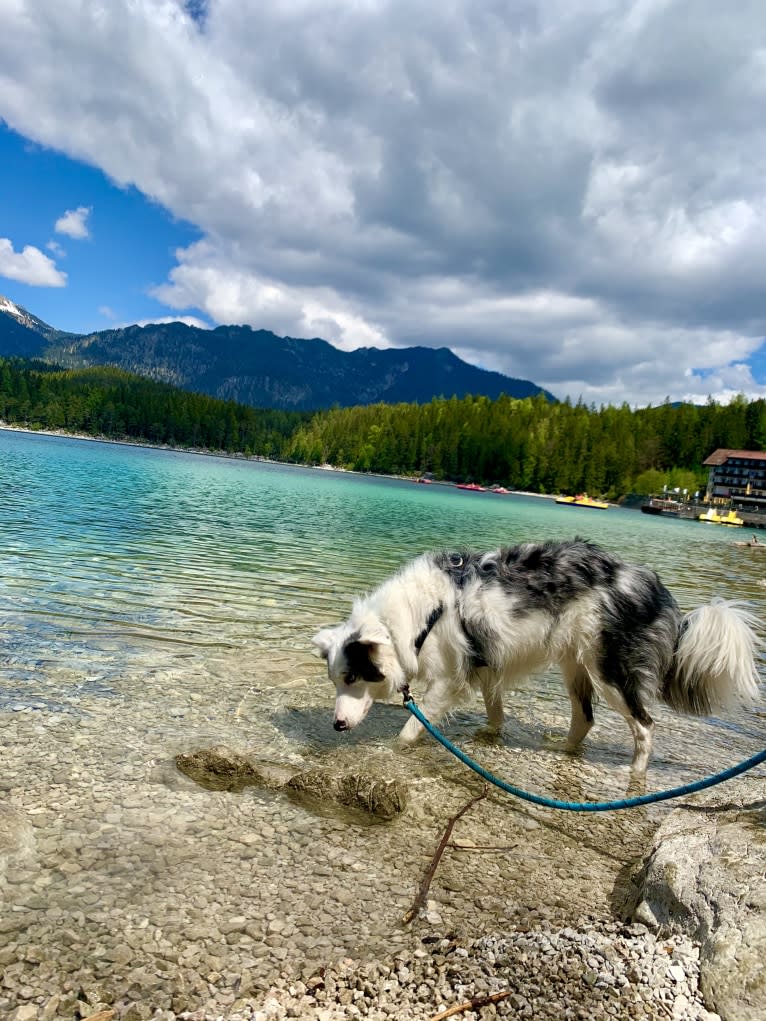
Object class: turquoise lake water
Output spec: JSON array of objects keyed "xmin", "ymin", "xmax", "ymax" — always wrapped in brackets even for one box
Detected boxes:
[
  {"xmin": 2, "ymin": 427, "xmax": 766, "ymax": 1007},
  {"xmin": 0, "ymin": 426, "xmax": 764, "ymax": 722}
]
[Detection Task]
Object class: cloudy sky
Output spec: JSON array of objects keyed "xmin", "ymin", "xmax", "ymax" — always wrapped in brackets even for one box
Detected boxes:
[{"xmin": 2, "ymin": 0, "xmax": 766, "ymax": 406}]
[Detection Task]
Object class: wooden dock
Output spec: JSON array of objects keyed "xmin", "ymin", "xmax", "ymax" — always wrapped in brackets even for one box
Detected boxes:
[{"xmin": 648, "ymin": 501, "xmax": 766, "ymax": 530}]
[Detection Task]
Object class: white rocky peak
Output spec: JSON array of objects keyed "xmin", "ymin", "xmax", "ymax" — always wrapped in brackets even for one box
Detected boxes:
[{"xmin": 0, "ymin": 295, "xmax": 35, "ymax": 328}]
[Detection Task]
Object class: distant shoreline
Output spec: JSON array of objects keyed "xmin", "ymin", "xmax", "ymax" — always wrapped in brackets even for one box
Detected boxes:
[
  {"xmin": 0, "ymin": 422, "xmax": 415, "ymax": 483},
  {"xmin": 0, "ymin": 422, "xmax": 537, "ymax": 490},
  {"xmin": 0, "ymin": 421, "xmax": 266, "ymax": 462},
  {"xmin": 0, "ymin": 422, "xmax": 594, "ymax": 503}
]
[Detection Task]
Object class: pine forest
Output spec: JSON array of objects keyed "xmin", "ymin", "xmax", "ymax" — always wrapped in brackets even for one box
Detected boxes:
[{"xmin": 1, "ymin": 358, "xmax": 763, "ymax": 501}]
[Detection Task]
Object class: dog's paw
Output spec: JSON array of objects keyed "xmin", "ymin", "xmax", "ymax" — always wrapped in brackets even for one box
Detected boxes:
[
  {"xmin": 541, "ymin": 729, "xmax": 570, "ymax": 747},
  {"xmin": 473, "ymin": 725, "xmax": 504, "ymax": 746},
  {"xmin": 394, "ymin": 732, "xmax": 422, "ymax": 751}
]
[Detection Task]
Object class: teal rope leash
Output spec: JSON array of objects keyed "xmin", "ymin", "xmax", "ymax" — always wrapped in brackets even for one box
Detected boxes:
[{"xmin": 404, "ymin": 696, "xmax": 766, "ymax": 812}]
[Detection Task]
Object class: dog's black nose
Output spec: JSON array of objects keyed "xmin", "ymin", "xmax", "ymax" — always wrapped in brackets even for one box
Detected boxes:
[{"xmin": 334, "ymin": 719, "xmax": 349, "ymax": 732}]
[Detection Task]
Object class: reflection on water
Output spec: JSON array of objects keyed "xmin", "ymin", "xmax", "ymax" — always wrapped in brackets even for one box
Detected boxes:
[{"xmin": 1, "ymin": 428, "xmax": 765, "ymax": 1013}]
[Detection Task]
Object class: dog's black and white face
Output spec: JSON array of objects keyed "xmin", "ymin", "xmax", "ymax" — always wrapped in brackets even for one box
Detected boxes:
[{"xmin": 312, "ymin": 617, "xmax": 406, "ymax": 731}]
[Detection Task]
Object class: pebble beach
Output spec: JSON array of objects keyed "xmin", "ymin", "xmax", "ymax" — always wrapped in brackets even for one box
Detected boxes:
[{"xmin": 0, "ymin": 669, "xmax": 739, "ymax": 1021}]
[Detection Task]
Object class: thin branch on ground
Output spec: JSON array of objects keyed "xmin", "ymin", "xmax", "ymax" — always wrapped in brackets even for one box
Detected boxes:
[
  {"xmin": 447, "ymin": 841, "xmax": 520, "ymax": 852},
  {"xmin": 401, "ymin": 786, "xmax": 489, "ymax": 925},
  {"xmin": 430, "ymin": 989, "xmax": 514, "ymax": 1019}
]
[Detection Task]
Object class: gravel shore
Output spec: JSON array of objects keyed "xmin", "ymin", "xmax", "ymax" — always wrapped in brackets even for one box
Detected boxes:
[{"xmin": 176, "ymin": 921, "xmax": 719, "ymax": 1021}]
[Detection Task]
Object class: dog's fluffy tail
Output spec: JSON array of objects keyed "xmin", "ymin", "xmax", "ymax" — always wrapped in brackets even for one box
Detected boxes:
[{"xmin": 663, "ymin": 599, "xmax": 762, "ymax": 715}]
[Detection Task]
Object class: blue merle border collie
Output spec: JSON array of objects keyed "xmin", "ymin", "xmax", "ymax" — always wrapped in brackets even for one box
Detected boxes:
[{"xmin": 313, "ymin": 538, "xmax": 762, "ymax": 774}]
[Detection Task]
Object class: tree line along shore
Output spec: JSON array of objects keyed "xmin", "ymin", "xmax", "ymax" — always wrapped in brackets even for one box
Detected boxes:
[{"xmin": 1, "ymin": 356, "xmax": 763, "ymax": 502}]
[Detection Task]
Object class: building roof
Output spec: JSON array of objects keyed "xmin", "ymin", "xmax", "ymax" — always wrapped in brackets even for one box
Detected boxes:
[{"xmin": 703, "ymin": 448, "xmax": 766, "ymax": 466}]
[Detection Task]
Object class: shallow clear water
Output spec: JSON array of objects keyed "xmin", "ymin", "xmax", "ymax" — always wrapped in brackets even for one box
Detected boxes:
[
  {"xmin": 1, "ymin": 428, "xmax": 763, "ymax": 743},
  {"xmin": 1, "ymin": 428, "xmax": 765, "ymax": 1013}
]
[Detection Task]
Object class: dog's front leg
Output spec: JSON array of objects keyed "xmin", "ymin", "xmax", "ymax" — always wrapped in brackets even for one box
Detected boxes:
[
  {"xmin": 480, "ymin": 674, "xmax": 504, "ymax": 732},
  {"xmin": 397, "ymin": 712, "xmax": 425, "ymax": 745},
  {"xmin": 396, "ymin": 682, "xmax": 454, "ymax": 746}
]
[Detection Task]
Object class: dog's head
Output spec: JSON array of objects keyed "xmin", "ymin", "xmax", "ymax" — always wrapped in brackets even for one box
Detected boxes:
[{"xmin": 312, "ymin": 615, "xmax": 406, "ymax": 732}]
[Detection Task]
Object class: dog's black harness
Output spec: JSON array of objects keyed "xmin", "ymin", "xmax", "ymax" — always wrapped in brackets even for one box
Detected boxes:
[
  {"xmin": 413, "ymin": 553, "xmax": 487, "ymax": 668},
  {"xmin": 414, "ymin": 604, "xmax": 444, "ymax": 654}
]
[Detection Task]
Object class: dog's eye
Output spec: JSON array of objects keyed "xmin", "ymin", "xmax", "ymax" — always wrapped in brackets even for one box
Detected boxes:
[{"xmin": 344, "ymin": 674, "xmax": 357, "ymax": 686}]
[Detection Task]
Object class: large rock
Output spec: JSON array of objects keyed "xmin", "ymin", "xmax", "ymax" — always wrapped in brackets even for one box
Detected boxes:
[
  {"xmin": 175, "ymin": 747, "xmax": 407, "ymax": 820},
  {"xmin": 631, "ymin": 781, "xmax": 766, "ymax": 1021}
]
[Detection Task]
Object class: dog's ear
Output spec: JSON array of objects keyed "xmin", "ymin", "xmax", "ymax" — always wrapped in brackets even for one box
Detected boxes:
[
  {"xmin": 344, "ymin": 636, "xmax": 387, "ymax": 682},
  {"xmin": 312, "ymin": 626, "xmax": 340, "ymax": 660},
  {"xmin": 342, "ymin": 619, "xmax": 391, "ymax": 682}
]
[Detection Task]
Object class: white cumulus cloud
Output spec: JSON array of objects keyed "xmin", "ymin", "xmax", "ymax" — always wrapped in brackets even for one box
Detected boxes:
[
  {"xmin": 0, "ymin": 238, "xmax": 67, "ymax": 287},
  {"xmin": 131, "ymin": 314, "xmax": 211, "ymax": 329},
  {"xmin": 54, "ymin": 206, "xmax": 92, "ymax": 240},
  {"xmin": 2, "ymin": 1, "xmax": 766, "ymax": 403}
]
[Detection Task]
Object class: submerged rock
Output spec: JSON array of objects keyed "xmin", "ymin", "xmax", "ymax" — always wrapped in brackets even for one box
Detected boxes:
[
  {"xmin": 0, "ymin": 805, "xmax": 35, "ymax": 857},
  {"xmin": 174, "ymin": 745, "xmax": 292, "ymax": 793},
  {"xmin": 631, "ymin": 781, "xmax": 766, "ymax": 1021},
  {"xmin": 0, "ymin": 805, "xmax": 35, "ymax": 871},
  {"xmin": 285, "ymin": 768, "xmax": 408, "ymax": 820},
  {"xmin": 175, "ymin": 747, "xmax": 407, "ymax": 819},
  {"xmin": 0, "ymin": 805, "xmax": 36, "ymax": 895}
]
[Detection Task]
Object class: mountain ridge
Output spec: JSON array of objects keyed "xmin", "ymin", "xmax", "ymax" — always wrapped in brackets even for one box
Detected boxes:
[{"xmin": 0, "ymin": 295, "xmax": 557, "ymax": 410}]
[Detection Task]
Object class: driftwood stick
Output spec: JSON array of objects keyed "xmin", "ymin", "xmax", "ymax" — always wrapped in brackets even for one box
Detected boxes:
[
  {"xmin": 447, "ymin": 841, "xmax": 519, "ymax": 853},
  {"xmin": 430, "ymin": 989, "xmax": 514, "ymax": 1019},
  {"xmin": 401, "ymin": 786, "xmax": 489, "ymax": 925}
]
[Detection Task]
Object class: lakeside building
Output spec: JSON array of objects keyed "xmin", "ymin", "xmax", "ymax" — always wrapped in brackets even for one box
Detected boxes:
[{"xmin": 703, "ymin": 448, "xmax": 766, "ymax": 511}]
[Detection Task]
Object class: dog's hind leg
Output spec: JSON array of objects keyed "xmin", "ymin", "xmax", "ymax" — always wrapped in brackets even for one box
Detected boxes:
[
  {"xmin": 562, "ymin": 660, "xmax": 595, "ymax": 750},
  {"xmin": 626, "ymin": 714, "xmax": 654, "ymax": 775},
  {"xmin": 599, "ymin": 683, "xmax": 655, "ymax": 775}
]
